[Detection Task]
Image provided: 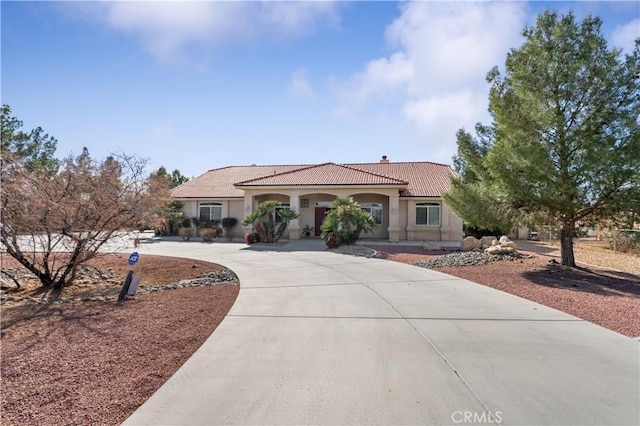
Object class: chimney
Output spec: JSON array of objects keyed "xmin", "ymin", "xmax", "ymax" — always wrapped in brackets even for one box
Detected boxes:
[{"xmin": 380, "ymin": 155, "xmax": 389, "ymax": 164}]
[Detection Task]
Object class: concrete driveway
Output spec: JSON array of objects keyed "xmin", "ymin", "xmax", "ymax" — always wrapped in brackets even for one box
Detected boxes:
[{"xmin": 124, "ymin": 239, "xmax": 638, "ymax": 425}]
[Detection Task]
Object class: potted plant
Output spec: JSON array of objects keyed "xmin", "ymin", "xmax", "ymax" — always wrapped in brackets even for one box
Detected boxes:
[{"xmin": 302, "ymin": 225, "xmax": 315, "ymax": 237}]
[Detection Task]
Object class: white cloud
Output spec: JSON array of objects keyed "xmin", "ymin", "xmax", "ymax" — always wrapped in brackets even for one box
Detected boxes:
[
  {"xmin": 333, "ymin": 1, "xmax": 527, "ymax": 159},
  {"xmin": 611, "ymin": 18, "xmax": 639, "ymax": 53},
  {"xmin": 403, "ymin": 91, "xmax": 486, "ymax": 130},
  {"xmin": 288, "ymin": 68, "xmax": 316, "ymax": 101},
  {"xmin": 259, "ymin": 2, "xmax": 340, "ymax": 38},
  {"xmin": 61, "ymin": 1, "xmax": 340, "ymax": 62}
]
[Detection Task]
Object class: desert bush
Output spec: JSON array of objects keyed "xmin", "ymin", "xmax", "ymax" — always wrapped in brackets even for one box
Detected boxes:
[
  {"xmin": 606, "ymin": 230, "xmax": 640, "ymax": 254},
  {"xmin": 202, "ymin": 227, "xmax": 220, "ymax": 242},
  {"xmin": 179, "ymin": 227, "xmax": 194, "ymax": 241}
]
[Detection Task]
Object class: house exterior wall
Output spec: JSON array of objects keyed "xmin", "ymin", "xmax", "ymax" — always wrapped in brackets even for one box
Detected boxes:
[
  {"xmin": 352, "ymin": 193, "xmax": 389, "ymax": 239},
  {"xmin": 403, "ymin": 198, "xmax": 463, "ymax": 242},
  {"xmin": 297, "ymin": 193, "xmax": 336, "ymax": 236},
  {"xmin": 227, "ymin": 200, "xmax": 245, "ymax": 238},
  {"xmin": 182, "ymin": 200, "xmax": 198, "ymax": 218},
  {"xmin": 178, "ymin": 199, "xmax": 246, "ymax": 238},
  {"xmin": 242, "ymin": 187, "xmax": 401, "ymax": 241},
  {"xmin": 177, "ymin": 190, "xmax": 463, "ymax": 242}
]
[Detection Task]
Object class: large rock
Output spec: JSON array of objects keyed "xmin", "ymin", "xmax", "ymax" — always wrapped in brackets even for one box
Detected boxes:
[
  {"xmin": 485, "ymin": 245, "xmax": 516, "ymax": 255},
  {"xmin": 480, "ymin": 236, "xmax": 498, "ymax": 248},
  {"xmin": 499, "ymin": 235, "xmax": 518, "ymax": 249},
  {"xmin": 461, "ymin": 236, "xmax": 481, "ymax": 251}
]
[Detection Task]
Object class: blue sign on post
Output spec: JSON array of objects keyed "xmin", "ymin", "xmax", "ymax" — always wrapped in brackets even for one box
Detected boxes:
[
  {"xmin": 128, "ymin": 251, "xmax": 139, "ymax": 266},
  {"xmin": 120, "ymin": 251, "xmax": 140, "ymax": 301}
]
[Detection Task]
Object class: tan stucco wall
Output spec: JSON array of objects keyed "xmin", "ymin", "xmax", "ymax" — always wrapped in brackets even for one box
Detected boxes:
[
  {"xmin": 182, "ymin": 200, "xmax": 198, "ymax": 218},
  {"xmin": 178, "ymin": 199, "xmax": 246, "ymax": 238},
  {"xmin": 242, "ymin": 188, "xmax": 401, "ymax": 241},
  {"xmin": 404, "ymin": 198, "xmax": 463, "ymax": 242},
  {"xmin": 297, "ymin": 193, "xmax": 334, "ymax": 235},
  {"xmin": 227, "ymin": 200, "xmax": 245, "ymax": 238},
  {"xmin": 352, "ymin": 193, "xmax": 388, "ymax": 239},
  {"xmin": 178, "ymin": 191, "xmax": 463, "ymax": 242}
]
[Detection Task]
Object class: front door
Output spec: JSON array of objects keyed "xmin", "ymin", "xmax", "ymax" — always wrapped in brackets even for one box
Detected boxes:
[{"xmin": 314, "ymin": 207, "xmax": 327, "ymax": 236}]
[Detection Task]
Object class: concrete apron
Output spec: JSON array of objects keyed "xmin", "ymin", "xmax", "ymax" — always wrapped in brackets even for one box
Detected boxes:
[{"xmin": 124, "ymin": 240, "xmax": 639, "ymax": 426}]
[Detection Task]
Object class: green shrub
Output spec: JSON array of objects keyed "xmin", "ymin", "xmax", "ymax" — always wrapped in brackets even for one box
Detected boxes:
[
  {"xmin": 222, "ymin": 217, "xmax": 238, "ymax": 240},
  {"xmin": 320, "ymin": 197, "xmax": 376, "ymax": 248}
]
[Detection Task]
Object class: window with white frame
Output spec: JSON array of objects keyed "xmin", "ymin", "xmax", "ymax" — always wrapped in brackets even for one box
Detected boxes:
[
  {"xmin": 199, "ymin": 202, "xmax": 222, "ymax": 222},
  {"xmin": 361, "ymin": 203, "xmax": 383, "ymax": 225},
  {"xmin": 415, "ymin": 202, "xmax": 440, "ymax": 226},
  {"xmin": 274, "ymin": 203, "xmax": 290, "ymax": 222}
]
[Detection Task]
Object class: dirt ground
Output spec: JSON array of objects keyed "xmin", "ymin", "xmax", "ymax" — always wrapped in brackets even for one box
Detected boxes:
[
  {"xmin": 1, "ymin": 255, "xmax": 239, "ymax": 426},
  {"xmin": 367, "ymin": 241, "xmax": 640, "ymax": 338},
  {"xmin": 1, "ymin": 241, "xmax": 638, "ymax": 426}
]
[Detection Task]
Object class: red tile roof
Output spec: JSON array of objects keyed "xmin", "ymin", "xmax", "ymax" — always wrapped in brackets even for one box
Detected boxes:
[
  {"xmin": 235, "ymin": 163, "xmax": 408, "ymax": 187},
  {"xmin": 347, "ymin": 162, "xmax": 456, "ymax": 197},
  {"xmin": 171, "ymin": 165, "xmax": 306, "ymax": 198},
  {"xmin": 171, "ymin": 161, "xmax": 454, "ymax": 199}
]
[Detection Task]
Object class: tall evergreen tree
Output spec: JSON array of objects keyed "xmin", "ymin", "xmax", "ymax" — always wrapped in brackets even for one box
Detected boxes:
[
  {"xmin": 444, "ymin": 11, "xmax": 640, "ymax": 266},
  {"xmin": 1, "ymin": 104, "xmax": 59, "ymax": 176}
]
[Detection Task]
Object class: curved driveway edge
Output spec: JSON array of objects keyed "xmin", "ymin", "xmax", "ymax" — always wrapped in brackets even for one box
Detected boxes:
[{"xmin": 124, "ymin": 240, "xmax": 639, "ymax": 425}]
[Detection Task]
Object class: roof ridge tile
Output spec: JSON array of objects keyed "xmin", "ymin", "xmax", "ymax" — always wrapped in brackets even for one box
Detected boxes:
[{"xmin": 346, "ymin": 160, "xmax": 451, "ymax": 167}]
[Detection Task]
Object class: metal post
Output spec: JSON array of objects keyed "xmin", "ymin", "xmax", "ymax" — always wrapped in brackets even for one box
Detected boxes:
[{"xmin": 118, "ymin": 270, "xmax": 134, "ymax": 301}]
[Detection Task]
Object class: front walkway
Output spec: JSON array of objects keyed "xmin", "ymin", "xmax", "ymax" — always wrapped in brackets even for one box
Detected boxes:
[{"xmin": 124, "ymin": 239, "xmax": 638, "ymax": 425}]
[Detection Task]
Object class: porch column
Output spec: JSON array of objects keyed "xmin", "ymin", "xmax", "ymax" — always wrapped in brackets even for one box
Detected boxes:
[
  {"xmin": 406, "ymin": 200, "xmax": 416, "ymax": 240},
  {"xmin": 388, "ymin": 194, "xmax": 400, "ymax": 242},
  {"xmin": 242, "ymin": 195, "xmax": 253, "ymax": 238},
  {"xmin": 440, "ymin": 201, "xmax": 450, "ymax": 241},
  {"xmin": 288, "ymin": 194, "xmax": 300, "ymax": 240}
]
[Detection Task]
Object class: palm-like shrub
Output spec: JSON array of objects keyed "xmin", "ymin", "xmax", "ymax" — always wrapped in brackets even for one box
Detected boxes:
[
  {"xmin": 242, "ymin": 200, "xmax": 299, "ymax": 243},
  {"xmin": 320, "ymin": 197, "xmax": 376, "ymax": 248}
]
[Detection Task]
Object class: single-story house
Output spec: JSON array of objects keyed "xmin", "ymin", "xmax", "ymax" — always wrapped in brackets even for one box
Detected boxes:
[{"xmin": 171, "ymin": 156, "xmax": 464, "ymax": 242}]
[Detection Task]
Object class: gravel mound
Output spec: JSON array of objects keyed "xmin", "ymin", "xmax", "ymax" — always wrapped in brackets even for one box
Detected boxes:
[
  {"xmin": 145, "ymin": 269, "xmax": 238, "ymax": 292},
  {"xmin": 414, "ymin": 250, "xmax": 528, "ymax": 269},
  {"xmin": 333, "ymin": 245, "xmax": 377, "ymax": 257},
  {"xmin": 1, "ymin": 269, "xmax": 238, "ymax": 306}
]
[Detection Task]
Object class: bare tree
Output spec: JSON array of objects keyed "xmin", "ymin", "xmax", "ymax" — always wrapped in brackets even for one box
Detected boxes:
[{"xmin": 0, "ymin": 151, "xmax": 170, "ymax": 289}]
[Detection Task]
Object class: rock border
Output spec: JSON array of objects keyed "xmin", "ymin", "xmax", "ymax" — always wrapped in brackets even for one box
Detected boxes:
[{"xmin": 0, "ymin": 269, "xmax": 238, "ymax": 306}]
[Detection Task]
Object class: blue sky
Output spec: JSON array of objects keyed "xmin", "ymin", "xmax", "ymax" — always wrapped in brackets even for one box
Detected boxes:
[{"xmin": 2, "ymin": 1, "xmax": 638, "ymax": 178}]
